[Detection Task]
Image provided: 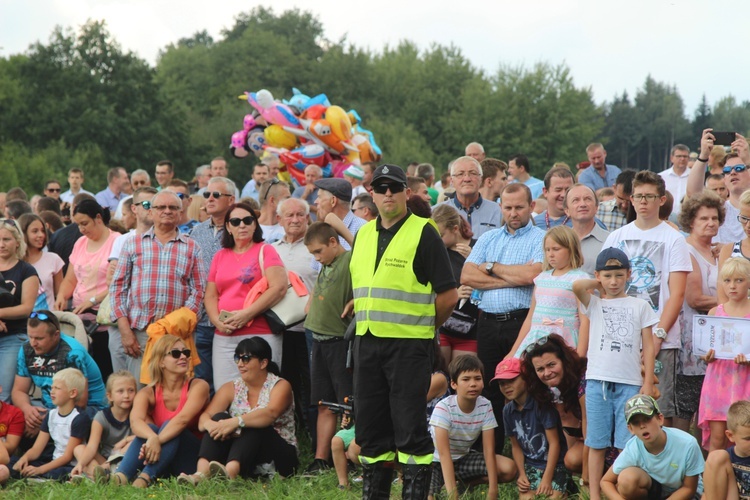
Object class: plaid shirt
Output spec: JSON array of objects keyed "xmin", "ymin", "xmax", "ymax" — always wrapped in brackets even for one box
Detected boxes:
[
  {"xmin": 596, "ymin": 199, "xmax": 627, "ymax": 232},
  {"xmin": 189, "ymin": 219, "xmax": 225, "ymax": 326},
  {"xmin": 110, "ymin": 227, "xmax": 206, "ymax": 330}
]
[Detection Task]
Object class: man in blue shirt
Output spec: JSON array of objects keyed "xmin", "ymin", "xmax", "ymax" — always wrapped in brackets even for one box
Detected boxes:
[
  {"xmin": 440, "ymin": 156, "xmax": 502, "ymax": 239},
  {"xmin": 579, "ymin": 143, "xmax": 621, "ymax": 192},
  {"xmin": 508, "ymin": 154, "xmax": 544, "ymax": 200},
  {"xmin": 462, "ymin": 183, "xmax": 545, "ymax": 453},
  {"xmin": 12, "ymin": 311, "xmax": 106, "ymax": 437},
  {"xmin": 95, "ymin": 167, "xmax": 129, "ymax": 214},
  {"xmin": 533, "ymin": 167, "xmax": 575, "ymax": 229}
]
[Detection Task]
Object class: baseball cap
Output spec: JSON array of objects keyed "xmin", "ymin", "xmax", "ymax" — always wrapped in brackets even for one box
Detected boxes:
[
  {"xmin": 344, "ymin": 166, "xmax": 365, "ymax": 180},
  {"xmin": 595, "ymin": 247, "xmax": 630, "ymax": 271},
  {"xmin": 371, "ymin": 164, "xmax": 407, "ymax": 187},
  {"xmin": 625, "ymin": 394, "xmax": 661, "ymax": 423},
  {"xmin": 491, "ymin": 358, "xmax": 522, "ymax": 382},
  {"xmin": 314, "ymin": 178, "xmax": 352, "ymax": 203}
]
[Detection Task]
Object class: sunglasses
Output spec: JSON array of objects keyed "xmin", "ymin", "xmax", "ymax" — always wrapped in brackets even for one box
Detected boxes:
[
  {"xmin": 234, "ymin": 354, "xmax": 256, "ymax": 364},
  {"xmin": 46, "ymin": 188, "xmax": 61, "ymax": 193},
  {"xmin": 724, "ymin": 164, "xmax": 747, "ymax": 174},
  {"xmin": 168, "ymin": 348, "xmax": 191, "ymax": 359},
  {"xmin": 262, "ymin": 178, "xmax": 281, "ymax": 203},
  {"xmin": 525, "ymin": 335, "xmax": 550, "ymax": 354},
  {"xmin": 228, "ymin": 216, "xmax": 255, "ymax": 227},
  {"xmin": 30, "ymin": 311, "xmax": 54, "ymax": 322},
  {"xmin": 372, "ymin": 183, "xmax": 405, "ymax": 195},
  {"xmin": 203, "ymin": 191, "xmax": 232, "ymax": 199},
  {"xmin": 174, "ymin": 192, "xmax": 187, "ymax": 200},
  {"xmin": 134, "ymin": 200, "xmax": 151, "ymax": 210}
]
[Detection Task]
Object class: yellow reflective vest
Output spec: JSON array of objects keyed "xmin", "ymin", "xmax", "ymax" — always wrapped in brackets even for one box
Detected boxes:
[{"xmin": 350, "ymin": 215, "xmax": 436, "ymax": 339}]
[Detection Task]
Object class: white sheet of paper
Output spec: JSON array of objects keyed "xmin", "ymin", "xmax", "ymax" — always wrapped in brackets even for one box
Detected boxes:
[{"xmin": 692, "ymin": 315, "xmax": 750, "ymax": 359}]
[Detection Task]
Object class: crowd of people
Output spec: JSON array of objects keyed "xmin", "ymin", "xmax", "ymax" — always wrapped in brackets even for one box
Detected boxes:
[{"xmin": 0, "ymin": 129, "xmax": 747, "ymax": 499}]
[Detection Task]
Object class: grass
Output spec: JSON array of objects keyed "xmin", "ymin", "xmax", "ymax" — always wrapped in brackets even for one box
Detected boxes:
[{"xmin": 1, "ymin": 429, "xmax": 591, "ymax": 499}]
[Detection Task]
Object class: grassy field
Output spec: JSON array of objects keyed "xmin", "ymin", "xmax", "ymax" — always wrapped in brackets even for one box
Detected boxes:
[{"xmin": 1, "ymin": 431, "xmax": 591, "ymax": 499}]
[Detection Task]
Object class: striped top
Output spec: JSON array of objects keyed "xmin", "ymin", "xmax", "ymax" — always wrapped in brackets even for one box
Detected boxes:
[{"xmin": 429, "ymin": 395, "xmax": 497, "ymax": 461}]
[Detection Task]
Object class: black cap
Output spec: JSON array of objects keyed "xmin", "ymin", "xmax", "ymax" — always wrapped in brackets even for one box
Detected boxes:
[
  {"xmin": 314, "ymin": 178, "xmax": 352, "ymax": 202},
  {"xmin": 371, "ymin": 164, "xmax": 407, "ymax": 187},
  {"xmin": 595, "ymin": 247, "xmax": 631, "ymax": 271}
]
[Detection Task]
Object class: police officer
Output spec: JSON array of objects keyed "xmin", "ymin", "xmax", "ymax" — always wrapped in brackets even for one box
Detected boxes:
[{"xmin": 349, "ymin": 164, "xmax": 458, "ymax": 499}]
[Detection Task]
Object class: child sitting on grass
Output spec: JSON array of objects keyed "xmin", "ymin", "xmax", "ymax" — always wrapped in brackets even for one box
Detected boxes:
[
  {"xmin": 0, "ymin": 384, "xmax": 25, "ymax": 484},
  {"xmin": 11, "ymin": 368, "xmax": 92, "ymax": 480},
  {"xmin": 70, "ymin": 370, "xmax": 137, "ymax": 481},
  {"xmin": 332, "ymin": 413, "xmax": 360, "ymax": 490},
  {"xmin": 601, "ymin": 394, "xmax": 704, "ymax": 499},
  {"xmin": 703, "ymin": 399, "xmax": 750, "ymax": 499},
  {"xmin": 496, "ymin": 356, "xmax": 569, "ymax": 499},
  {"xmin": 428, "ymin": 355, "xmax": 516, "ymax": 499}
]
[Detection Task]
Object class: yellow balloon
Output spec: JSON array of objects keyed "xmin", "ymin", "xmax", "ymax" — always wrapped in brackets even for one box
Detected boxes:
[
  {"xmin": 326, "ymin": 105, "xmax": 353, "ymax": 142},
  {"xmin": 264, "ymin": 125, "xmax": 298, "ymax": 150}
]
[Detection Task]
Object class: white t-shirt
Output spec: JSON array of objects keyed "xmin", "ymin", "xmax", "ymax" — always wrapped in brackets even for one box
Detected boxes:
[
  {"xmin": 260, "ymin": 224, "xmax": 284, "ymax": 244},
  {"xmin": 429, "ymin": 395, "xmax": 497, "ymax": 461},
  {"xmin": 658, "ymin": 167, "xmax": 689, "ymax": 215},
  {"xmin": 603, "ymin": 222, "xmax": 692, "ymax": 349},
  {"xmin": 108, "ymin": 231, "xmax": 135, "ymax": 261},
  {"xmin": 716, "ymin": 200, "xmax": 743, "ymax": 244},
  {"xmin": 32, "ymin": 251, "xmax": 64, "ymax": 307},
  {"xmin": 583, "ymin": 295, "xmax": 659, "ymax": 385}
]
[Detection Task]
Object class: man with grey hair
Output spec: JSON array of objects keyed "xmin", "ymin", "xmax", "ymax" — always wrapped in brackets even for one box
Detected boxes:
[
  {"xmin": 111, "ymin": 189, "xmax": 205, "ymax": 386},
  {"xmin": 130, "ymin": 169, "xmax": 151, "ymax": 189},
  {"xmin": 292, "ymin": 164, "xmax": 323, "ymax": 220},
  {"xmin": 416, "ymin": 163, "xmax": 438, "ymax": 204},
  {"xmin": 465, "ymin": 142, "xmax": 486, "ymax": 162},
  {"xmin": 189, "ymin": 176, "xmax": 237, "ymax": 390},
  {"xmin": 195, "ymin": 165, "xmax": 211, "ymax": 192},
  {"xmin": 440, "ymin": 156, "xmax": 501, "ymax": 239},
  {"xmin": 659, "ymin": 144, "xmax": 691, "ymax": 216},
  {"xmin": 272, "ymin": 197, "xmax": 318, "ymax": 435}
]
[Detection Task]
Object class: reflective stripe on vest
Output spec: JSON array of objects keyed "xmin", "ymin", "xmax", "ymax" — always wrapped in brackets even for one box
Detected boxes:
[{"xmin": 349, "ymin": 215, "xmax": 436, "ymax": 339}]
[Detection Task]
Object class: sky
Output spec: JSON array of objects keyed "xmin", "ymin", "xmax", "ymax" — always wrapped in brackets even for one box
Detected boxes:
[{"xmin": 1, "ymin": 0, "xmax": 746, "ymax": 115}]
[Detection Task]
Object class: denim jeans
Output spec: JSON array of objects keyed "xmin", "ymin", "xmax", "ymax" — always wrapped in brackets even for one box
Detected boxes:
[
  {"xmin": 118, "ymin": 421, "xmax": 200, "ymax": 480},
  {"xmin": 0, "ymin": 333, "xmax": 27, "ymax": 402},
  {"xmin": 193, "ymin": 323, "xmax": 214, "ymax": 394}
]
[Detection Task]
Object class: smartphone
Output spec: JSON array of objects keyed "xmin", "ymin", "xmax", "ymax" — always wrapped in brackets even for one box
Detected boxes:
[
  {"xmin": 712, "ymin": 131, "xmax": 736, "ymax": 146},
  {"xmin": 218, "ymin": 310, "xmax": 233, "ymax": 322}
]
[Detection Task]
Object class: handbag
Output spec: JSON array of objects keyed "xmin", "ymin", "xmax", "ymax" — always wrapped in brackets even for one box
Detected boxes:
[
  {"xmin": 255, "ymin": 244, "xmax": 309, "ymax": 334},
  {"xmin": 440, "ymin": 299, "xmax": 478, "ymax": 337},
  {"xmin": 96, "ymin": 293, "xmax": 115, "ymax": 326}
]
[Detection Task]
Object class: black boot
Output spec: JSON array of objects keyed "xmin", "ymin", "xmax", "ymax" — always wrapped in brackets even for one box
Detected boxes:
[
  {"xmin": 362, "ymin": 463, "xmax": 394, "ymax": 500},
  {"xmin": 401, "ymin": 464, "xmax": 431, "ymax": 500}
]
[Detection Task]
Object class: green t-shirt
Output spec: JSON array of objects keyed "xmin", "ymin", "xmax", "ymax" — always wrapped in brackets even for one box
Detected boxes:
[{"xmin": 304, "ymin": 251, "xmax": 353, "ymax": 337}]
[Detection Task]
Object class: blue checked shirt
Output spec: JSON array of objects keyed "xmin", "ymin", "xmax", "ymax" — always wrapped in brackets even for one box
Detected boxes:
[
  {"xmin": 466, "ymin": 221, "xmax": 545, "ymax": 313},
  {"xmin": 189, "ymin": 219, "xmax": 225, "ymax": 326}
]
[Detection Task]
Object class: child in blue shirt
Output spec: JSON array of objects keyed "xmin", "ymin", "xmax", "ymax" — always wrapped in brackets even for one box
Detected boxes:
[{"xmin": 601, "ymin": 394, "xmax": 704, "ymax": 499}]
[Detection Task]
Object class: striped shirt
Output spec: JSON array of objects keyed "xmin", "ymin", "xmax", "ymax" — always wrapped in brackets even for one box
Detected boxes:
[
  {"xmin": 466, "ymin": 221, "xmax": 545, "ymax": 313},
  {"xmin": 110, "ymin": 227, "xmax": 206, "ymax": 330},
  {"xmin": 430, "ymin": 395, "xmax": 497, "ymax": 461}
]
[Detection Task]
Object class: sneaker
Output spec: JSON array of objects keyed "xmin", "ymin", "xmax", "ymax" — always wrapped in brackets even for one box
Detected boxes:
[{"xmin": 302, "ymin": 458, "xmax": 330, "ymax": 476}]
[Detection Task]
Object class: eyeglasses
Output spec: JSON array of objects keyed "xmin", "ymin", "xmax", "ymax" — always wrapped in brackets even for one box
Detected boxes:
[
  {"xmin": 738, "ymin": 215, "xmax": 750, "ymax": 225},
  {"xmin": 234, "ymin": 354, "xmax": 256, "ymax": 364},
  {"xmin": 631, "ymin": 194, "xmax": 660, "ymax": 202},
  {"xmin": 46, "ymin": 188, "xmax": 61, "ymax": 193},
  {"xmin": 525, "ymin": 336, "xmax": 549, "ymax": 354},
  {"xmin": 723, "ymin": 164, "xmax": 747, "ymax": 174},
  {"xmin": 262, "ymin": 178, "xmax": 281, "ymax": 203},
  {"xmin": 134, "ymin": 200, "xmax": 151, "ymax": 210},
  {"xmin": 202, "ymin": 191, "xmax": 232, "ymax": 200},
  {"xmin": 152, "ymin": 205, "xmax": 181, "ymax": 212},
  {"xmin": 29, "ymin": 311, "xmax": 53, "ymax": 322},
  {"xmin": 451, "ymin": 171, "xmax": 481, "ymax": 179},
  {"xmin": 372, "ymin": 183, "xmax": 405, "ymax": 195},
  {"xmin": 228, "ymin": 216, "xmax": 255, "ymax": 227},
  {"xmin": 168, "ymin": 348, "xmax": 191, "ymax": 359}
]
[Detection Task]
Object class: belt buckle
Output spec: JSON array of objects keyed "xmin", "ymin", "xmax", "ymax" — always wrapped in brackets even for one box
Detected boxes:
[{"xmin": 496, "ymin": 312, "xmax": 510, "ymax": 322}]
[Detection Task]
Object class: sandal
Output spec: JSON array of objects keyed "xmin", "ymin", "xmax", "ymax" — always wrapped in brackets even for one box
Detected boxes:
[
  {"xmin": 132, "ymin": 474, "xmax": 152, "ymax": 488},
  {"xmin": 93, "ymin": 465, "xmax": 110, "ymax": 484},
  {"xmin": 112, "ymin": 471, "xmax": 128, "ymax": 486},
  {"xmin": 208, "ymin": 461, "xmax": 228, "ymax": 479},
  {"xmin": 177, "ymin": 471, "xmax": 206, "ymax": 486}
]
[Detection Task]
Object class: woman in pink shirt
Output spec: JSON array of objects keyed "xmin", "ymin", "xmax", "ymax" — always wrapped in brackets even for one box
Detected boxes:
[{"xmin": 204, "ymin": 203, "xmax": 288, "ymax": 388}]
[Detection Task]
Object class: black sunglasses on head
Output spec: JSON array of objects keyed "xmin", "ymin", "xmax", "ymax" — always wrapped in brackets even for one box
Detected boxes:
[
  {"xmin": 262, "ymin": 178, "xmax": 281, "ymax": 203},
  {"xmin": 372, "ymin": 183, "xmax": 405, "ymax": 195},
  {"xmin": 228, "ymin": 216, "xmax": 255, "ymax": 227},
  {"xmin": 168, "ymin": 348, "xmax": 191, "ymax": 359}
]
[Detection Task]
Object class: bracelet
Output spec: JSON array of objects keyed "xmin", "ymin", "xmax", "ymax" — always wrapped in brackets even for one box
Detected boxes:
[{"xmin": 697, "ymin": 157, "xmax": 708, "ymax": 162}]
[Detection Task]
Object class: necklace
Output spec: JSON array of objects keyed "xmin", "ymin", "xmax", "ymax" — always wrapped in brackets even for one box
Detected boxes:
[{"xmin": 545, "ymin": 211, "xmax": 569, "ymax": 229}]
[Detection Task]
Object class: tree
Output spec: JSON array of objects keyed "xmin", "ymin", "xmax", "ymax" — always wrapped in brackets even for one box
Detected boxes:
[{"xmin": 604, "ymin": 92, "xmax": 642, "ymax": 168}]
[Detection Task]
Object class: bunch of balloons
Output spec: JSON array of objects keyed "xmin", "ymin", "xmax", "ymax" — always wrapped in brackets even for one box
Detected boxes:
[{"xmin": 230, "ymin": 88, "xmax": 382, "ymax": 187}]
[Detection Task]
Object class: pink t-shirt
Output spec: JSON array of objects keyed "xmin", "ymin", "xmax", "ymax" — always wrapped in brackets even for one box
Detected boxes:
[
  {"xmin": 69, "ymin": 230, "xmax": 120, "ymax": 308},
  {"xmin": 31, "ymin": 252, "xmax": 64, "ymax": 307},
  {"xmin": 208, "ymin": 243, "xmax": 284, "ymax": 336}
]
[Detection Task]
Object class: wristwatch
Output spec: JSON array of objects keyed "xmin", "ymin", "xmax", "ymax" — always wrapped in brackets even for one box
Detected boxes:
[
  {"xmin": 653, "ymin": 327, "xmax": 667, "ymax": 339},
  {"xmin": 237, "ymin": 416, "xmax": 246, "ymax": 428},
  {"xmin": 89, "ymin": 297, "xmax": 98, "ymax": 306},
  {"xmin": 485, "ymin": 262, "xmax": 495, "ymax": 276}
]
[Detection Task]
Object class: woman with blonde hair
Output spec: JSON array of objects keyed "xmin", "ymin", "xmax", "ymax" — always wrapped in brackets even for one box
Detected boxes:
[{"xmin": 114, "ymin": 334, "xmax": 209, "ymax": 487}]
